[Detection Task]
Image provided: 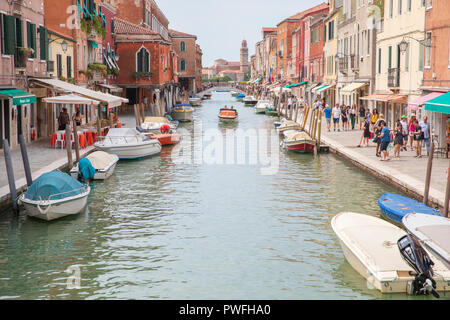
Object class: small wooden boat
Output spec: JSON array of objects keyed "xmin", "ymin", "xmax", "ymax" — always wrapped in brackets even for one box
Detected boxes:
[
  {"xmin": 378, "ymin": 193, "xmax": 442, "ymax": 225},
  {"xmin": 95, "ymin": 128, "xmax": 161, "ymax": 160},
  {"xmin": 274, "ymin": 118, "xmax": 286, "ymax": 129},
  {"xmin": 281, "ymin": 131, "xmax": 316, "ymax": 153},
  {"xmin": 19, "ymin": 171, "xmax": 90, "ymax": 221},
  {"xmin": 243, "ymin": 96, "xmax": 258, "ymax": 106},
  {"xmin": 255, "ymin": 100, "xmax": 270, "ymax": 114},
  {"xmin": 147, "ymin": 132, "xmax": 181, "ymax": 146},
  {"xmin": 403, "ymin": 213, "xmax": 450, "ymax": 270},
  {"xmin": 189, "ymin": 96, "xmax": 202, "ymax": 106},
  {"xmin": 218, "ymin": 108, "xmax": 238, "ymax": 123},
  {"xmin": 277, "ymin": 120, "xmax": 301, "ymax": 134},
  {"xmin": 141, "ymin": 117, "xmax": 178, "ymax": 134},
  {"xmin": 70, "ymin": 151, "xmax": 119, "ymax": 181},
  {"xmin": 332, "ymin": 212, "xmax": 450, "ymax": 294},
  {"xmin": 172, "ymin": 104, "xmax": 194, "ymax": 122}
]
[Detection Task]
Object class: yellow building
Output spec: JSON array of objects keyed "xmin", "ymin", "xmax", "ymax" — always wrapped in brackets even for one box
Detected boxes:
[
  {"xmin": 322, "ymin": 0, "xmax": 343, "ymax": 107},
  {"xmin": 368, "ymin": 0, "xmax": 427, "ymax": 127},
  {"xmin": 48, "ymin": 30, "xmax": 75, "ymax": 81}
]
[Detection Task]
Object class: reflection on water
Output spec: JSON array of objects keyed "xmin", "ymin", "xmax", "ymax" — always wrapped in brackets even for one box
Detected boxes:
[{"xmin": 0, "ymin": 92, "xmax": 447, "ymax": 300}]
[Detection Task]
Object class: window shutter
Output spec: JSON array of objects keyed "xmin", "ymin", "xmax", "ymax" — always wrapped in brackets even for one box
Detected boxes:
[
  {"xmin": 0, "ymin": 14, "xmax": 4, "ymax": 54},
  {"xmin": 57, "ymin": 54, "xmax": 62, "ymax": 77},
  {"xmin": 137, "ymin": 49, "xmax": 142, "ymax": 72},
  {"xmin": 45, "ymin": 28, "xmax": 49, "ymax": 61},
  {"xmin": 67, "ymin": 55, "xmax": 72, "ymax": 78},
  {"xmin": 16, "ymin": 18, "xmax": 23, "ymax": 48},
  {"xmin": 39, "ymin": 26, "xmax": 46, "ymax": 60},
  {"xmin": 388, "ymin": 46, "xmax": 392, "ymax": 70},
  {"xmin": 26, "ymin": 21, "xmax": 31, "ymax": 49},
  {"xmin": 31, "ymin": 24, "xmax": 36, "ymax": 58},
  {"xmin": 324, "ymin": 25, "xmax": 326, "ymax": 43},
  {"xmin": 5, "ymin": 15, "xmax": 16, "ymax": 55},
  {"xmin": 144, "ymin": 50, "xmax": 149, "ymax": 72},
  {"xmin": 111, "ymin": 18, "xmax": 114, "ymax": 33}
]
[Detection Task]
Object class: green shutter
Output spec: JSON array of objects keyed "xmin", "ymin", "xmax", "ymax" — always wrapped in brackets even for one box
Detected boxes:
[
  {"xmin": 39, "ymin": 26, "xmax": 46, "ymax": 60},
  {"xmin": 31, "ymin": 24, "xmax": 36, "ymax": 58},
  {"xmin": 5, "ymin": 15, "xmax": 16, "ymax": 55},
  {"xmin": 144, "ymin": 50, "xmax": 149, "ymax": 72},
  {"xmin": 324, "ymin": 25, "xmax": 326, "ymax": 43},
  {"xmin": 26, "ymin": 21, "xmax": 31, "ymax": 49},
  {"xmin": 378, "ymin": 48, "xmax": 381, "ymax": 74},
  {"xmin": 15, "ymin": 18, "xmax": 23, "ymax": 48},
  {"xmin": 0, "ymin": 14, "xmax": 4, "ymax": 54},
  {"xmin": 67, "ymin": 56, "xmax": 72, "ymax": 78},
  {"xmin": 388, "ymin": 46, "xmax": 392, "ymax": 69}
]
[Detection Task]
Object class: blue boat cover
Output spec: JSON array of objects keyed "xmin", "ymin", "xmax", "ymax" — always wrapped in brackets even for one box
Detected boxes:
[
  {"xmin": 378, "ymin": 193, "xmax": 442, "ymax": 224},
  {"xmin": 78, "ymin": 158, "xmax": 96, "ymax": 182},
  {"xmin": 25, "ymin": 171, "xmax": 85, "ymax": 201},
  {"xmin": 236, "ymin": 94, "xmax": 245, "ymax": 98},
  {"xmin": 174, "ymin": 104, "xmax": 192, "ymax": 107}
]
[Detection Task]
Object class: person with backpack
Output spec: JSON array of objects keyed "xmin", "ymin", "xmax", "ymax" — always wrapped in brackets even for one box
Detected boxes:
[{"xmin": 379, "ymin": 121, "xmax": 391, "ymax": 161}]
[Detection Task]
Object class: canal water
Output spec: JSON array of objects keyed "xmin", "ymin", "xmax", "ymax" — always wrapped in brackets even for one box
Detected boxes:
[{"xmin": 0, "ymin": 92, "xmax": 444, "ymax": 300}]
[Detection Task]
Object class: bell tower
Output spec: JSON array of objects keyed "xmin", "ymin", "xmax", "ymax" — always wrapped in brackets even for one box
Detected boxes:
[{"xmin": 240, "ymin": 40, "xmax": 249, "ymax": 73}]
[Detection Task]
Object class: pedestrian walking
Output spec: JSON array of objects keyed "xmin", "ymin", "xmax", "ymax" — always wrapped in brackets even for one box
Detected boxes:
[
  {"xmin": 400, "ymin": 115, "xmax": 408, "ymax": 151},
  {"xmin": 371, "ymin": 109, "xmax": 379, "ymax": 131},
  {"xmin": 332, "ymin": 104, "xmax": 341, "ymax": 132},
  {"xmin": 420, "ymin": 116, "xmax": 431, "ymax": 156},
  {"xmin": 379, "ymin": 121, "xmax": 391, "ymax": 161},
  {"xmin": 413, "ymin": 120, "xmax": 424, "ymax": 158},
  {"xmin": 359, "ymin": 106, "xmax": 366, "ymax": 130},
  {"xmin": 358, "ymin": 116, "xmax": 371, "ymax": 147},
  {"xmin": 350, "ymin": 105, "xmax": 356, "ymax": 130},
  {"xmin": 323, "ymin": 104, "xmax": 332, "ymax": 132},
  {"xmin": 393, "ymin": 122, "xmax": 405, "ymax": 158},
  {"xmin": 341, "ymin": 106, "xmax": 349, "ymax": 131},
  {"xmin": 408, "ymin": 115, "xmax": 417, "ymax": 150}
]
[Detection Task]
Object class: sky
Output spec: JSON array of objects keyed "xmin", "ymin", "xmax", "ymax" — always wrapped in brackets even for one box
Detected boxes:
[{"xmin": 158, "ymin": 0, "xmax": 326, "ymax": 67}]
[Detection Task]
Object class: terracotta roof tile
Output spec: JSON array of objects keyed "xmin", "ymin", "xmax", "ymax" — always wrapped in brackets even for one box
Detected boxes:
[
  {"xmin": 114, "ymin": 17, "xmax": 158, "ymax": 36},
  {"xmin": 278, "ymin": 2, "xmax": 329, "ymax": 25},
  {"xmin": 169, "ymin": 29, "xmax": 197, "ymax": 38}
]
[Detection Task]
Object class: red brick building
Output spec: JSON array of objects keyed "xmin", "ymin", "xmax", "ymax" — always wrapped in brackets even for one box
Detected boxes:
[
  {"xmin": 309, "ymin": 15, "xmax": 326, "ymax": 85},
  {"xmin": 170, "ymin": 29, "xmax": 199, "ymax": 92}
]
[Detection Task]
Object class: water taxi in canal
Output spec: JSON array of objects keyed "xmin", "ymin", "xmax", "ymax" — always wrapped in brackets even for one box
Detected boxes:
[
  {"xmin": 332, "ymin": 212, "xmax": 450, "ymax": 295},
  {"xmin": 94, "ymin": 128, "xmax": 161, "ymax": 160},
  {"xmin": 243, "ymin": 96, "xmax": 258, "ymax": 106},
  {"xmin": 281, "ymin": 131, "xmax": 316, "ymax": 153},
  {"xmin": 403, "ymin": 213, "xmax": 450, "ymax": 270},
  {"xmin": 255, "ymin": 100, "xmax": 270, "ymax": 114},
  {"xmin": 277, "ymin": 120, "xmax": 301, "ymax": 134},
  {"xmin": 19, "ymin": 171, "xmax": 90, "ymax": 221},
  {"xmin": 172, "ymin": 104, "xmax": 194, "ymax": 122},
  {"xmin": 378, "ymin": 193, "xmax": 442, "ymax": 225},
  {"xmin": 218, "ymin": 108, "xmax": 238, "ymax": 123},
  {"xmin": 70, "ymin": 151, "xmax": 119, "ymax": 181}
]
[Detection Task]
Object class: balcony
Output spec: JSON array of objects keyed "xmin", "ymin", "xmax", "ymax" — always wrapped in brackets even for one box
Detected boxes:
[
  {"xmin": 47, "ymin": 60, "xmax": 54, "ymax": 73},
  {"xmin": 338, "ymin": 57, "xmax": 348, "ymax": 74},
  {"xmin": 350, "ymin": 54, "xmax": 359, "ymax": 72},
  {"xmin": 14, "ymin": 48, "xmax": 28, "ymax": 70},
  {"xmin": 388, "ymin": 68, "xmax": 400, "ymax": 88}
]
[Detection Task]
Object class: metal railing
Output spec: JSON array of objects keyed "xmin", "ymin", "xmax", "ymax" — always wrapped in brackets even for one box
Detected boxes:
[
  {"xmin": 350, "ymin": 54, "xmax": 359, "ymax": 71},
  {"xmin": 97, "ymin": 135, "xmax": 144, "ymax": 145},
  {"xmin": 388, "ymin": 68, "xmax": 400, "ymax": 87}
]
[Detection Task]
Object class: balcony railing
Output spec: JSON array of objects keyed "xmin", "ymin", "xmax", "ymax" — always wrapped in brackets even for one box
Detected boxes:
[
  {"xmin": 338, "ymin": 57, "xmax": 348, "ymax": 74},
  {"xmin": 14, "ymin": 48, "xmax": 27, "ymax": 69},
  {"xmin": 388, "ymin": 68, "xmax": 400, "ymax": 87},
  {"xmin": 47, "ymin": 60, "xmax": 54, "ymax": 73},
  {"xmin": 350, "ymin": 54, "xmax": 359, "ymax": 71}
]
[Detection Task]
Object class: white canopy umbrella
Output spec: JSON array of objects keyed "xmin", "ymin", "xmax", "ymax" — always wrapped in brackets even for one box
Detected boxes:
[{"xmin": 44, "ymin": 94, "xmax": 100, "ymax": 105}]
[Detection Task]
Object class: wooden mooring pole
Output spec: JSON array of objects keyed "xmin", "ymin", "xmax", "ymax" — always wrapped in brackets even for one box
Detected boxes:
[
  {"xmin": 65, "ymin": 125, "xmax": 73, "ymax": 170},
  {"xmin": 3, "ymin": 139, "xmax": 18, "ymax": 213},
  {"xmin": 423, "ymin": 142, "xmax": 434, "ymax": 206},
  {"xmin": 18, "ymin": 134, "xmax": 32, "ymax": 187}
]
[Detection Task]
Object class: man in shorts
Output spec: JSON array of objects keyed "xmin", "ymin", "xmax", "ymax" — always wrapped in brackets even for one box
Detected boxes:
[
  {"xmin": 323, "ymin": 104, "xmax": 332, "ymax": 132},
  {"xmin": 332, "ymin": 104, "xmax": 341, "ymax": 132},
  {"xmin": 379, "ymin": 121, "xmax": 391, "ymax": 161}
]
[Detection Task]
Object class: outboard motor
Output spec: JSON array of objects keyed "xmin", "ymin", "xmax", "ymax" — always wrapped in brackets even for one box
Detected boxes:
[{"xmin": 397, "ymin": 235, "xmax": 440, "ymax": 298}]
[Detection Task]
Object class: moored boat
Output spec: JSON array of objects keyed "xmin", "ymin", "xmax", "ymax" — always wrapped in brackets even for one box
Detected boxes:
[
  {"xmin": 378, "ymin": 193, "xmax": 442, "ymax": 225},
  {"xmin": 281, "ymin": 131, "xmax": 316, "ymax": 153},
  {"xmin": 265, "ymin": 107, "xmax": 278, "ymax": 117},
  {"xmin": 277, "ymin": 120, "xmax": 301, "ymax": 134},
  {"xmin": 148, "ymin": 132, "xmax": 181, "ymax": 146},
  {"xmin": 243, "ymin": 96, "xmax": 258, "ymax": 106},
  {"xmin": 70, "ymin": 151, "xmax": 119, "ymax": 181},
  {"xmin": 172, "ymin": 104, "xmax": 194, "ymax": 122},
  {"xmin": 274, "ymin": 118, "xmax": 287, "ymax": 129},
  {"xmin": 332, "ymin": 212, "xmax": 450, "ymax": 295},
  {"xmin": 189, "ymin": 96, "xmax": 202, "ymax": 106},
  {"xmin": 218, "ymin": 108, "xmax": 238, "ymax": 123},
  {"xmin": 255, "ymin": 100, "xmax": 270, "ymax": 114},
  {"xmin": 231, "ymin": 91, "xmax": 239, "ymax": 97},
  {"xmin": 141, "ymin": 117, "xmax": 178, "ymax": 134},
  {"xmin": 236, "ymin": 93, "xmax": 245, "ymax": 101},
  {"xmin": 202, "ymin": 93, "xmax": 212, "ymax": 100},
  {"xmin": 403, "ymin": 213, "xmax": 450, "ymax": 270},
  {"xmin": 19, "ymin": 171, "xmax": 90, "ymax": 221},
  {"xmin": 94, "ymin": 128, "xmax": 161, "ymax": 160}
]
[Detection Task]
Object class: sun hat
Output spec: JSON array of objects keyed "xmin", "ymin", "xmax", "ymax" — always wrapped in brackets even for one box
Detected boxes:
[{"xmin": 401, "ymin": 115, "xmax": 407, "ymax": 119}]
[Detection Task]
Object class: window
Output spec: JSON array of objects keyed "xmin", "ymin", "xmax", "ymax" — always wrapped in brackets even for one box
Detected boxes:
[
  {"xmin": 388, "ymin": 46, "xmax": 392, "ymax": 69},
  {"xmin": 389, "ymin": 0, "xmax": 393, "ymax": 18},
  {"xmin": 15, "ymin": 18, "xmax": 23, "ymax": 49},
  {"xmin": 398, "ymin": 0, "xmax": 402, "ymax": 15},
  {"xmin": 180, "ymin": 41, "xmax": 186, "ymax": 52},
  {"xmin": 378, "ymin": 48, "xmax": 382, "ymax": 73},
  {"xmin": 56, "ymin": 54, "xmax": 62, "ymax": 77},
  {"xmin": 26, "ymin": 22, "xmax": 36, "ymax": 58},
  {"xmin": 180, "ymin": 59, "xmax": 186, "ymax": 71},
  {"xmin": 67, "ymin": 56, "xmax": 72, "ymax": 78},
  {"xmin": 77, "ymin": 44, "xmax": 81, "ymax": 69},
  {"xmin": 426, "ymin": 0, "xmax": 432, "ymax": 8},
  {"xmin": 136, "ymin": 47, "xmax": 150, "ymax": 72},
  {"xmin": 407, "ymin": 0, "xmax": 412, "ymax": 11},
  {"xmin": 1, "ymin": 14, "xmax": 15, "ymax": 55},
  {"xmin": 425, "ymin": 32, "xmax": 432, "ymax": 68},
  {"xmin": 419, "ymin": 41, "xmax": 424, "ymax": 71}
]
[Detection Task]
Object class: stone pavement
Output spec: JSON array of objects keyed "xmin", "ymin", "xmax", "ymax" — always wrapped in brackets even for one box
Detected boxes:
[{"xmin": 297, "ymin": 111, "xmax": 450, "ymax": 209}]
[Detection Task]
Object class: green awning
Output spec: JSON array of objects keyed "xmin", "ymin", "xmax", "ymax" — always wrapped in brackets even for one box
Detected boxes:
[
  {"xmin": 284, "ymin": 82, "xmax": 307, "ymax": 88},
  {"xmin": 89, "ymin": 41, "xmax": 98, "ymax": 48},
  {"xmin": 425, "ymin": 92, "xmax": 450, "ymax": 114},
  {"xmin": 0, "ymin": 89, "xmax": 36, "ymax": 105}
]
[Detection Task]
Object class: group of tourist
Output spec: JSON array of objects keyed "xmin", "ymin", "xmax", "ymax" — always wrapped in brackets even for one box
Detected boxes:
[{"xmin": 320, "ymin": 99, "xmax": 431, "ymax": 161}]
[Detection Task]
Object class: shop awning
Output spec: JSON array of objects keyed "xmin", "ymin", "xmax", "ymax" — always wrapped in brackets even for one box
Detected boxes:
[
  {"xmin": 359, "ymin": 94, "xmax": 408, "ymax": 104},
  {"xmin": 89, "ymin": 41, "xmax": 98, "ymax": 48},
  {"xmin": 31, "ymin": 78, "xmax": 124, "ymax": 108},
  {"xmin": 44, "ymin": 94, "xmax": 100, "ymax": 105},
  {"xmin": 408, "ymin": 92, "xmax": 445, "ymax": 111},
  {"xmin": 316, "ymin": 84, "xmax": 335, "ymax": 93},
  {"xmin": 310, "ymin": 83, "xmax": 323, "ymax": 94},
  {"xmin": 341, "ymin": 82, "xmax": 368, "ymax": 95},
  {"xmin": 0, "ymin": 89, "xmax": 36, "ymax": 105},
  {"xmin": 425, "ymin": 92, "xmax": 450, "ymax": 114},
  {"xmin": 284, "ymin": 81, "xmax": 307, "ymax": 88},
  {"xmin": 98, "ymin": 83, "xmax": 123, "ymax": 93},
  {"xmin": 255, "ymin": 78, "xmax": 262, "ymax": 83}
]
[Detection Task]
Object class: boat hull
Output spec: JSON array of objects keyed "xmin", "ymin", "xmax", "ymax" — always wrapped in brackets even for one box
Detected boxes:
[
  {"xmin": 172, "ymin": 110, "xmax": 193, "ymax": 122},
  {"xmin": 189, "ymin": 99, "xmax": 202, "ymax": 106},
  {"xmin": 20, "ymin": 189, "xmax": 90, "ymax": 221},
  {"xmin": 255, "ymin": 108, "xmax": 266, "ymax": 114},
  {"xmin": 70, "ymin": 157, "xmax": 119, "ymax": 180},
  {"xmin": 284, "ymin": 140, "xmax": 316, "ymax": 153},
  {"xmin": 150, "ymin": 133, "xmax": 181, "ymax": 146},
  {"xmin": 95, "ymin": 141, "xmax": 161, "ymax": 160},
  {"xmin": 265, "ymin": 110, "xmax": 278, "ymax": 116}
]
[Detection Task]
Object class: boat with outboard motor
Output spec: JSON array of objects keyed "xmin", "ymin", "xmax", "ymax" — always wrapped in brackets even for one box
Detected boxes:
[
  {"xmin": 172, "ymin": 104, "xmax": 194, "ymax": 122},
  {"xmin": 189, "ymin": 96, "xmax": 202, "ymax": 106},
  {"xmin": 70, "ymin": 151, "xmax": 119, "ymax": 181},
  {"xmin": 94, "ymin": 128, "xmax": 161, "ymax": 159},
  {"xmin": 218, "ymin": 107, "xmax": 238, "ymax": 123},
  {"xmin": 236, "ymin": 93, "xmax": 245, "ymax": 102},
  {"xmin": 265, "ymin": 107, "xmax": 278, "ymax": 117},
  {"xmin": 281, "ymin": 131, "xmax": 316, "ymax": 153},
  {"xmin": 231, "ymin": 91, "xmax": 239, "ymax": 97},
  {"xmin": 378, "ymin": 193, "xmax": 442, "ymax": 225},
  {"xmin": 19, "ymin": 171, "xmax": 91, "ymax": 221},
  {"xmin": 403, "ymin": 213, "xmax": 450, "ymax": 271},
  {"xmin": 255, "ymin": 100, "xmax": 270, "ymax": 114},
  {"xmin": 140, "ymin": 116, "xmax": 179, "ymax": 134},
  {"xmin": 332, "ymin": 212, "xmax": 450, "ymax": 295},
  {"xmin": 243, "ymin": 96, "xmax": 258, "ymax": 106},
  {"xmin": 277, "ymin": 120, "xmax": 301, "ymax": 134}
]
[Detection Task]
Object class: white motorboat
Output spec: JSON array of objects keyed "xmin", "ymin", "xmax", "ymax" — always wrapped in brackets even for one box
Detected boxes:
[
  {"xmin": 19, "ymin": 171, "xmax": 90, "ymax": 221},
  {"xmin": 243, "ymin": 96, "xmax": 258, "ymax": 106},
  {"xmin": 332, "ymin": 212, "xmax": 450, "ymax": 294},
  {"xmin": 141, "ymin": 117, "xmax": 178, "ymax": 134},
  {"xmin": 277, "ymin": 120, "xmax": 301, "ymax": 134},
  {"xmin": 94, "ymin": 128, "xmax": 161, "ymax": 160},
  {"xmin": 70, "ymin": 151, "xmax": 119, "ymax": 181},
  {"xmin": 172, "ymin": 104, "xmax": 194, "ymax": 122},
  {"xmin": 255, "ymin": 100, "xmax": 271, "ymax": 114},
  {"xmin": 189, "ymin": 96, "xmax": 202, "ymax": 106},
  {"xmin": 403, "ymin": 213, "xmax": 450, "ymax": 270}
]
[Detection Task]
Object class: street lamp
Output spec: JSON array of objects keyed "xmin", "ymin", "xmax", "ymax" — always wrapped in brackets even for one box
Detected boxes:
[
  {"xmin": 61, "ymin": 40, "xmax": 68, "ymax": 53},
  {"xmin": 399, "ymin": 36, "xmax": 433, "ymax": 53}
]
